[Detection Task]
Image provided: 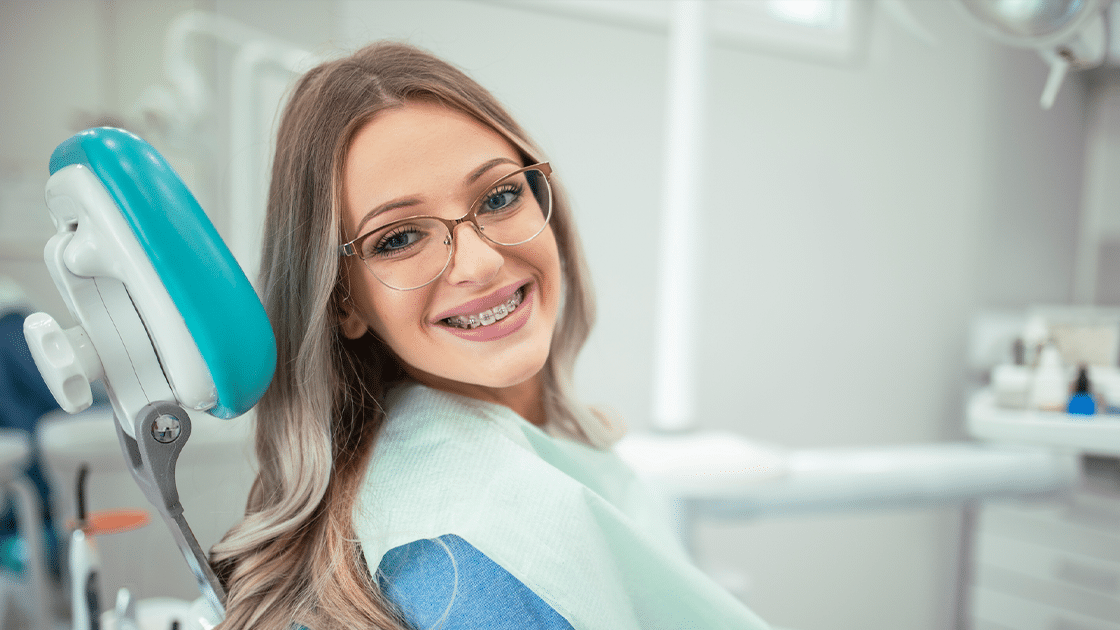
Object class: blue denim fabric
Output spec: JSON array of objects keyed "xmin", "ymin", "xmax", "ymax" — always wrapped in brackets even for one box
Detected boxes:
[{"xmin": 378, "ymin": 534, "xmax": 574, "ymax": 630}]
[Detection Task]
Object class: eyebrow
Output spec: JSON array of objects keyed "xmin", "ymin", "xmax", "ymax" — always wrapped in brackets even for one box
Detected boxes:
[
  {"xmin": 465, "ymin": 157, "xmax": 519, "ymax": 185},
  {"xmin": 353, "ymin": 157, "xmax": 520, "ymax": 234},
  {"xmin": 355, "ymin": 198, "xmax": 423, "ymax": 235}
]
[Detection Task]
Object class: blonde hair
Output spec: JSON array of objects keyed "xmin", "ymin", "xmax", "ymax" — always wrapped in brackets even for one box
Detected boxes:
[{"xmin": 210, "ymin": 42, "xmax": 618, "ymax": 629}]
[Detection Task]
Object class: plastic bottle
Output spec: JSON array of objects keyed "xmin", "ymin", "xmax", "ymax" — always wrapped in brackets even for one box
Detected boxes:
[
  {"xmin": 1030, "ymin": 343, "xmax": 1067, "ymax": 412},
  {"xmin": 1067, "ymin": 365, "xmax": 1096, "ymax": 416}
]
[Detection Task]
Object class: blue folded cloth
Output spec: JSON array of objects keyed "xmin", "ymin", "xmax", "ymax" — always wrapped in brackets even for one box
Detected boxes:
[{"xmin": 378, "ymin": 534, "xmax": 573, "ymax": 630}]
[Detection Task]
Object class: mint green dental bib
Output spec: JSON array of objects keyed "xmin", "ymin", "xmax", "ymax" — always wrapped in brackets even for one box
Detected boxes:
[{"xmin": 354, "ymin": 384, "xmax": 770, "ymax": 630}]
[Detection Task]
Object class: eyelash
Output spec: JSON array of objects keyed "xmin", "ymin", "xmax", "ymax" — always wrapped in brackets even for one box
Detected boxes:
[
  {"xmin": 359, "ymin": 177, "xmax": 526, "ymax": 254},
  {"xmin": 483, "ymin": 183, "xmax": 523, "ymax": 207},
  {"xmin": 370, "ymin": 226, "xmax": 421, "ymax": 256}
]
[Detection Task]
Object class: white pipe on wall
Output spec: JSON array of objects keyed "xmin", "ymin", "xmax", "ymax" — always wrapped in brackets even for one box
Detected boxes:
[
  {"xmin": 651, "ymin": 0, "xmax": 708, "ymax": 433},
  {"xmin": 229, "ymin": 41, "xmax": 322, "ymax": 282},
  {"xmin": 136, "ymin": 11, "xmax": 320, "ymax": 282},
  {"xmin": 162, "ymin": 12, "xmax": 281, "ymax": 122}
]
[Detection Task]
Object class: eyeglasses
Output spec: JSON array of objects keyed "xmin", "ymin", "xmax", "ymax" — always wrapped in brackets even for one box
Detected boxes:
[{"xmin": 339, "ymin": 162, "xmax": 553, "ymax": 290}]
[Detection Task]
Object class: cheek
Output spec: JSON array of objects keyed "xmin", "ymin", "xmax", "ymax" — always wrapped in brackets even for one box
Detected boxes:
[
  {"xmin": 537, "ymin": 232, "xmax": 563, "ymax": 300},
  {"xmin": 366, "ymin": 291, "xmax": 424, "ymax": 345},
  {"xmin": 346, "ymin": 266, "xmax": 424, "ymax": 344}
]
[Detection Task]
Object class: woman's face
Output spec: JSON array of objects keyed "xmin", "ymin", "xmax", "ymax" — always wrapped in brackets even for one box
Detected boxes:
[{"xmin": 339, "ymin": 102, "xmax": 562, "ymax": 414}]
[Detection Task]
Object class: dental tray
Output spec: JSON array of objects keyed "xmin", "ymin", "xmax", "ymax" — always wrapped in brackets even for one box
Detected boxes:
[{"xmin": 968, "ymin": 388, "xmax": 1120, "ymax": 456}]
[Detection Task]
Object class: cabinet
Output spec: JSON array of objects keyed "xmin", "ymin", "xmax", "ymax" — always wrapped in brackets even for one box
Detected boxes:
[
  {"xmin": 968, "ymin": 391, "xmax": 1120, "ymax": 628},
  {"xmin": 970, "ymin": 489, "xmax": 1120, "ymax": 629}
]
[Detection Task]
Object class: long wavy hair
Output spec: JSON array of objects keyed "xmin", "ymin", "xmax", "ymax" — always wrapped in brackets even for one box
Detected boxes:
[{"xmin": 209, "ymin": 42, "xmax": 619, "ymax": 630}]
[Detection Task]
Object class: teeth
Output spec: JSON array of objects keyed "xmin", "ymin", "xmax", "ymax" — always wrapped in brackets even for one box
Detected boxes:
[{"xmin": 443, "ymin": 287, "xmax": 524, "ymax": 329}]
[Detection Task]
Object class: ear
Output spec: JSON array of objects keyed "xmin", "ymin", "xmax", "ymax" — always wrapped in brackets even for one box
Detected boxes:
[{"xmin": 338, "ymin": 300, "xmax": 370, "ymax": 340}]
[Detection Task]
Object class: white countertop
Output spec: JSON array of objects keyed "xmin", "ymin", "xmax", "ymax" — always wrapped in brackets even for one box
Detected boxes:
[{"xmin": 968, "ymin": 389, "xmax": 1120, "ymax": 456}]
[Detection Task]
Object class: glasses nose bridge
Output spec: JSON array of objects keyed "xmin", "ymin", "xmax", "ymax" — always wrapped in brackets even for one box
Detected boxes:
[{"xmin": 447, "ymin": 213, "xmax": 486, "ymax": 246}]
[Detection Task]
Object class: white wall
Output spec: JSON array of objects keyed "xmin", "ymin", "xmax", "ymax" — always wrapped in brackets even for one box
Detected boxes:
[
  {"xmin": 1078, "ymin": 70, "xmax": 1120, "ymax": 304},
  {"xmin": 0, "ymin": 1, "xmax": 1090, "ymax": 629}
]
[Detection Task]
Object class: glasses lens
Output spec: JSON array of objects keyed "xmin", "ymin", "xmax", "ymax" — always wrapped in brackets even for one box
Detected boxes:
[
  {"xmin": 353, "ymin": 166, "xmax": 552, "ymax": 290},
  {"xmin": 359, "ymin": 217, "xmax": 452, "ymax": 290},
  {"xmin": 474, "ymin": 168, "xmax": 552, "ymax": 246}
]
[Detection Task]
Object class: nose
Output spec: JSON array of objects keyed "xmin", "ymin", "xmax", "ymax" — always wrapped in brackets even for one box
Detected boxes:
[{"xmin": 443, "ymin": 221, "xmax": 503, "ymax": 286}]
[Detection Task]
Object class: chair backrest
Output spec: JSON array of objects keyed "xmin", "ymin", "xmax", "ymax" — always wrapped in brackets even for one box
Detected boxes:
[{"xmin": 47, "ymin": 127, "xmax": 275, "ymax": 418}]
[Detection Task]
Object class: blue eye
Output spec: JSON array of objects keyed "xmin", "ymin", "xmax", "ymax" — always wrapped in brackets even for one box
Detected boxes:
[
  {"xmin": 366, "ymin": 226, "xmax": 426, "ymax": 258},
  {"xmin": 479, "ymin": 183, "xmax": 523, "ymax": 215}
]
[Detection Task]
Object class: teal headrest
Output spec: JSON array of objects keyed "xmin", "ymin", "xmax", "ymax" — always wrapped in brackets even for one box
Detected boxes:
[{"xmin": 49, "ymin": 127, "xmax": 276, "ymax": 418}]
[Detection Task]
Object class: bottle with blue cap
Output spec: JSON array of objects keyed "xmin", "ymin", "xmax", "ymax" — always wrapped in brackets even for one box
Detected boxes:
[{"xmin": 1067, "ymin": 364, "xmax": 1096, "ymax": 416}]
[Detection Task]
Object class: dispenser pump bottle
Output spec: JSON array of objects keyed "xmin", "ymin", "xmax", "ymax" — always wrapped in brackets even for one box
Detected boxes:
[
  {"xmin": 1030, "ymin": 343, "xmax": 1067, "ymax": 412},
  {"xmin": 1067, "ymin": 365, "xmax": 1096, "ymax": 416}
]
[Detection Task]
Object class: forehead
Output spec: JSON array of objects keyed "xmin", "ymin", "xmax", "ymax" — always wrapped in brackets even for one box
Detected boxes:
[{"xmin": 343, "ymin": 102, "xmax": 521, "ymax": 211}]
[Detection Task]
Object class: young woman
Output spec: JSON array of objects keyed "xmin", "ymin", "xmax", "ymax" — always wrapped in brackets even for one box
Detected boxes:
[{"xmin": 210, "ymin": 42, "xmax": 768, "ymax": 630}]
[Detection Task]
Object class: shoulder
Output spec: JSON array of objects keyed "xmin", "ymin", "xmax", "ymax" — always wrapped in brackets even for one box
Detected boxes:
[
  {"xmin": 354, "ymin": 385, "xmax": 560, "ymax": 575},
  {"xmin": 377, "ymin": 534, "xmax": 573, "ymax": 630}
]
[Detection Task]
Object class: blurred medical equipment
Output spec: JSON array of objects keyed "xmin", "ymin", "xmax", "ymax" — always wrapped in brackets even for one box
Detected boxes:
[
  {"xmin": 131, "ymin": 11, "xmax": 323, "ymax": 282},
  {"xmin": 67, "ymin": 465, "xmax": 153, "ymax": 630},
  {"xmin": 0, "ymin": 280, "xmax": 59, "ymax": 630},
  {"xmin": 36, "ymin": 402, "xmax": 256, "ymax": 628},
  {"xmin": 23, "ymin": 127, "xmax": 277, "ymax": 626},
  {"xmin": 955, "ymin": 0, "xmax": 1113, "ymax": 109},
  {"xmin": 0, "ymin": 430, "xmax": 50, "ymax": 630},
  {"xmin": 69, "ymin": 466, "xmax": 101, "ymax": 630},
  {"xmin": 951, "ymin": 0, "xmax": 1120, "ymax": 314}
]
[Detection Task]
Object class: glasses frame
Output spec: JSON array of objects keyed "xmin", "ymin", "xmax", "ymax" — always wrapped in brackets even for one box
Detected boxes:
[{"xmin": 338, "ymin": 162, "xmax": 553, "ymax": 291}]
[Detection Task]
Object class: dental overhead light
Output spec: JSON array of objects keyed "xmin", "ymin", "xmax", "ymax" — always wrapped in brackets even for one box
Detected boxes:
[{"xmin": 956, "ymin": 0, "xmax": 1110, "ymax": 108}]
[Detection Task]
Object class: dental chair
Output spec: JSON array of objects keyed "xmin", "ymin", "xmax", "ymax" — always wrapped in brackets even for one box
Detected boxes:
[
  {"xmin": 0, "ymin": 429, "xmax": 50, "ymax": 630},
  {"xmin": 22, "ymin": 127, "xmax": 277, "ymax": 625}
]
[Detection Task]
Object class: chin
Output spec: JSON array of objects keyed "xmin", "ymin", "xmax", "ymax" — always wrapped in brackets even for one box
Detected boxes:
[{"xmin": 477, "ymin": 356, "xmax": 549, "ymax": 389}]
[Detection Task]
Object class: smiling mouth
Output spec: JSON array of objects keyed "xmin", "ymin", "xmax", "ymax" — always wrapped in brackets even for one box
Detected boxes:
[{"xmin": 440, "ymin": 286, "xmax": 526, "ymax": 329}]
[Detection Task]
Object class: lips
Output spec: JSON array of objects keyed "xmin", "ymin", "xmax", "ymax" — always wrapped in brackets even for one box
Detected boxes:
[
  {"xmin": 432, "ymin": 281, "xmax": 528, "ymax": 326},
  {"xmin": 440, "ymin": 287, "xmax": 525, "ymax": 329},
  {"xmin": 433, "ymin": 282, "xmax": 535, "ymax": 342}
]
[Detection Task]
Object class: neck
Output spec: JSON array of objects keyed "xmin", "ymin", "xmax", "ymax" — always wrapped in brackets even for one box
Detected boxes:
[{"xmin": 402, "ymin": 368, "xmax": 548, "ymax": 426}]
